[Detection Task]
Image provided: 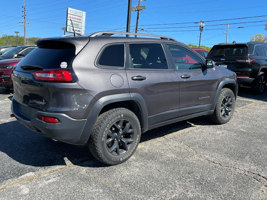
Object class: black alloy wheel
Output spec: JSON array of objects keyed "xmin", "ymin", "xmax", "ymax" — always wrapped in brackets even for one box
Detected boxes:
[
  {"xmin": 220, "ymin": 95, "xmax": 233, "ymax": 119},
  {"xmin": 106, "ymin": 119, "xmax": 134, "ymax": 156},
  {"xmin": 211, "ymin": 88, "xmax": 236, "ymax": 124},
  {"xmin": 253, "ymin": 74, "xmax": 266, "ymax": 94},
  {"xmin": 88, "ymin": 108, "xmax": 141, "ymax": 165}
]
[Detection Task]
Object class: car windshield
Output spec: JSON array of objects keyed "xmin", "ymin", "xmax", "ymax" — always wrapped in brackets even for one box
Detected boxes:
[
  {"xmin": 209, "ymin": 45, "xmax": 248, "ymax": 58},
  {"xmin": 0, "ymin": 46, "xmax": 26, "ymax": 59}
]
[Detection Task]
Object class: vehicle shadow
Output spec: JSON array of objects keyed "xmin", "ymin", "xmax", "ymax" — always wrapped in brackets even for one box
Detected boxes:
[
  {"xmin": 238, "ymin": 87, "xmax": 267, "ymax": 102},
  {"xmin": 0, "ymin": 120, "xmax": 97, "ymax": 167},
  {"xmin": 0, "ymin": 87, "xmax": 12, "ymax": 94},
  {"xmin": 0, "ymin": 119, "xmax": 198, "ymax": 168}
]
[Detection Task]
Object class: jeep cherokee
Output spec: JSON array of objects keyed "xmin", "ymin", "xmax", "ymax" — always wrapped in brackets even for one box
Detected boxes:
[{"xmin": 11, "ymin": 32, "xmax": 238, "ymax": 165}]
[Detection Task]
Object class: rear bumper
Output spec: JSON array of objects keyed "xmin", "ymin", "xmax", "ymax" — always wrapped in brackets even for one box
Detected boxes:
[{"xmin": 12, "ymin": 99, "xmax": 88, "ymax": 145}]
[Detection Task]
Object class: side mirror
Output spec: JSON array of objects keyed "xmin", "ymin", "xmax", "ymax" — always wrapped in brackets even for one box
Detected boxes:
[{"xmin": 205, "ymin": 59, "xmax": 215, "ymax": 68}]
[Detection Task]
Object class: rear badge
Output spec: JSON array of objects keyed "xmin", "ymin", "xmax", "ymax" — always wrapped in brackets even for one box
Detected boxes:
[{"xmin": 60, "ymin": 62, "xmax": 68, "ymax": 68}]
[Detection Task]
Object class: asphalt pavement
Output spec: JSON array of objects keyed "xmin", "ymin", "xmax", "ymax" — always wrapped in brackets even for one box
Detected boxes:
[{"xmin": 0, "ymin": 87, "xmax": 266, "ymax": 200}]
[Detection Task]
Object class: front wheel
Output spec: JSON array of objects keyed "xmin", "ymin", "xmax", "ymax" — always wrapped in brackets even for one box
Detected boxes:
[
  {"xmin": 253, "ymin": 74, "xmax": 266, "ymax": 94},
  {"xmin": 88, "ymin": 108, "xmax": 141, "ymax": 165},
  {"xmin": 211, "ymin": 88, "xmax": 236, "ymax": 124}
]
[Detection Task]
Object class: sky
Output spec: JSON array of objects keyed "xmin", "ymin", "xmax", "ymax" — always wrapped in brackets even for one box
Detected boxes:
[{"xmin": 0, "ymin": 0, "xmax": 267, "ymax": 47}]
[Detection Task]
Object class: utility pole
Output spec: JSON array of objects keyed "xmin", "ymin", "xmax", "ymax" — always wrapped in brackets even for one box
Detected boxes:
[
  {"xmin": 226, "ymin": 24, "xmax": 229, "ymax": 44},
  {"xmin": 20, "ymin": 0, "xmax": 29, "ymax": 45},
  {"xmin": 132, "ymin": 0, "xmax": 146, "ymax": 36},
  {"xmin": 126, "ymin": 0, "xmax": 132, "ymax": 34}
]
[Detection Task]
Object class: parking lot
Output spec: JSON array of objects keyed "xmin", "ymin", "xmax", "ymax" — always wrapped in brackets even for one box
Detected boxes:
[{"xmin": 0, "ymin": 87, "xmax": 266, "ymax": 200}]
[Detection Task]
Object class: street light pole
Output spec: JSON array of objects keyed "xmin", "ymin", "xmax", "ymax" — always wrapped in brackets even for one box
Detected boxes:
[
  {"xmin": 14, "ymin": 31, "xmax": 19, "ymax": 46},
  {"xmin": 198, "ymin": 21, "xmax": 205, "ymax": 48},
  {"xmin": 226, "ymin": 24, "xmax": 229, "ymax": 43}
]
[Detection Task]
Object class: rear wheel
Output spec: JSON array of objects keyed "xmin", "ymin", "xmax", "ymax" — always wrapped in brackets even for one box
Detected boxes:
[
  {"xmin": 211, "ymin": 88, "xmax": 235, "ymax": 124},
  {"xmin": 253, "ymin": 74, "xmax": 266, "ymax": 94},
  {"xmin": 88, "ymin": 108, "xmax": 141, "ymax": 165}
]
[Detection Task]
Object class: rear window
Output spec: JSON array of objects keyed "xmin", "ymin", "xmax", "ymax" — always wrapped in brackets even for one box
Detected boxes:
[
  {"xmin": 17, "ymin": 46, "xmax": 75, "ymax": 69},
  {"xmin": 209, "ymin": 45, "xmax": 248, "ymax": 58}
]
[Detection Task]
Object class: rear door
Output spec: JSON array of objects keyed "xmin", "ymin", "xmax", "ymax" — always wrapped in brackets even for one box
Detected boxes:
[
  {"xmin": 252, "ymin": 43, "xmax": 267, "ymax": 71},
  {"xmin": 126, "ymin": 43, "xmax": 180, "ymax": 127}
]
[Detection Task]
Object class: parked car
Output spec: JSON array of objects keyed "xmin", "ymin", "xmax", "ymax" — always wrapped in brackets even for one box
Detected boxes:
[
  {"xmin": 0, "ymin": 58, "xmax": 21, "ymax": 90},
  {"xmin": 207, "ymin": 42, "xmax": 267, "ymax": 94},
  {"xmin": 11, "ymin": 31, "xmax": 238, "ymax": 165},
  {"xmin": 0, "ymin": 45, "xmax": 35, "ymax": 60},
  {"xmin": 192, "ymin": 48, "xmax": 209, "ymax": 58},
  {"xmin": 0, "ymin": 46, "xmax": 15, "ymax": 55},
  {"xmin": 0, "ymin": 47, "xmax": 35, "ymax": 90}
]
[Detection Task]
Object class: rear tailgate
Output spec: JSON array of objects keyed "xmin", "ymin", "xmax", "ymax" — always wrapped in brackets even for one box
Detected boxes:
[
  {"xmin": 207, "ymin": 44, "xmax": 252, "ymax": 74},
  {"xmin": 12, "ymin": 37, "xmax": 90, "ymax": 119}
]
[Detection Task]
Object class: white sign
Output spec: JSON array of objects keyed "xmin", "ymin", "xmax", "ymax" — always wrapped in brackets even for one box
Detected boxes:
[{"xmin": 66, "ymin": 7, "xmax": 86, "ymax": 35}]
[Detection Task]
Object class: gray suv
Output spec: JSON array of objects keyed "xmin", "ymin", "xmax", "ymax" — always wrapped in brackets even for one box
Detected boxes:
[{"xmin": 11, "ymin": 32, "xmax": 238, "ymax": 165}]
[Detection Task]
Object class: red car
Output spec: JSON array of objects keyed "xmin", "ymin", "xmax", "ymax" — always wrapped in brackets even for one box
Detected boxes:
[
  {"xmin": 192, "ymin": 48, "xmax": 209, "ymax": 58},
  {"xmin": 0, "ymin": 58, "xmax": 21, "ymax": 90}
]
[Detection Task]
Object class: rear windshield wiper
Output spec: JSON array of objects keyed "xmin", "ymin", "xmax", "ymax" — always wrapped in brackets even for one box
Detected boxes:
[{"xmin": 21, "ymin": 65, "xmax": 43, "ymax": 70}]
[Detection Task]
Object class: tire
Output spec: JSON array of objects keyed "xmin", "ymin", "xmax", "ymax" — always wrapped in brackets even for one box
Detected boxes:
[
  {"xmin": 88, "ymin": 108, "xmax": 141, "ymax": 165},
  {"xmin": 211, "ymin": 88, "xmax": 235, "ymax": 124},
  {"xmin": 253, "ymin": 74, "xmax": 266, "ymax": 95}
]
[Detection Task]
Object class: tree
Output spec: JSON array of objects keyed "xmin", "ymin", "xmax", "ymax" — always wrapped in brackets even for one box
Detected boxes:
[
  {"xmin": 188, "ymin": 44, "xmax": 211, "ymax": 51},
  {"xmin": 250, "ymin": 34, "xmax": 265, "ymax": 42},
  {"xmin": 0, "ymin": 35, "xmax": 39, "ymax": 46}
]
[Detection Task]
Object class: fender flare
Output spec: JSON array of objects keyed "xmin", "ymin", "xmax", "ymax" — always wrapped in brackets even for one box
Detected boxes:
[
  {"xmin": 79, "ymin": 93, "xmax": 148, "ymax": 144},
  {"xmin": 212, "ymin": 78, "xmax": 238, "ymax": 111}
]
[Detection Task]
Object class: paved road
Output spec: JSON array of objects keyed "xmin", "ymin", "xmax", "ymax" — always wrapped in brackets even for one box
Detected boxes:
[{"xmin": 0, "ymin": 87, "xmax": 266, "ymax": 200}]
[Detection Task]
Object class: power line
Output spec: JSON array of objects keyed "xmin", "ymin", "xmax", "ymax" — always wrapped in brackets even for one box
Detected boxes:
[
  {"xmin": 141, "ymin": 20, "xmax": 266, "ymax": 30},
  {"xmin": 139, "ymin": 15, "xmax": 267, "ymax": 27}
]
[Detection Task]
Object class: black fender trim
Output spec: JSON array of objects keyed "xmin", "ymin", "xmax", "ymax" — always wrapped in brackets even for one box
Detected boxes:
[
  {"xmin": 79, "ymin": 93, "xmax": 148, "ymax": 145},
  {"xmin": 212, "ymin": 78, "xmax": 238, "ymax": 111}
]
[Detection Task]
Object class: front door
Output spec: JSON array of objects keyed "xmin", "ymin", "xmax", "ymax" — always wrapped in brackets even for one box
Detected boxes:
[{"xmin": 165, "ymin": 44, "xmax": 219, "ymax": 116}]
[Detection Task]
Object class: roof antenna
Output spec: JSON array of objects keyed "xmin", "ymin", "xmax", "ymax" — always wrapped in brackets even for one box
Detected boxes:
[{"xmin": 70, "ymin": 19, "xmax": 76, "ymax": 37}]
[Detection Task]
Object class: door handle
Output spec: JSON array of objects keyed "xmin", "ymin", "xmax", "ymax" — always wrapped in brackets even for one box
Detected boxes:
[
  {"xmin": 180, "ymin": 74, "xmax": 191, "ymax": 79},
  {"xmin": 131, "ymin": 75, "xmax": 146, "ymax": 81}
]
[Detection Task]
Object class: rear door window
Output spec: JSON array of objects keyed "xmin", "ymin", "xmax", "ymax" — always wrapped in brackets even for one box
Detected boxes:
[
  {"xmin": 17, "ymin": 46, "xmax": 75, "ymax": 70},
  {"xmin": 97, "ymin": 44, "xmax": 124, "ymax": 67},
  {"xmin": 254, "ymin": 45, "xmax": 266, "ymax": 56},
  {"xmin": 18, "ymin": 47, "xmax": 35, "ymax": 57},
  {"xmin": 129, "ymin": 43, "xmax": 168, "ymax": 69}
]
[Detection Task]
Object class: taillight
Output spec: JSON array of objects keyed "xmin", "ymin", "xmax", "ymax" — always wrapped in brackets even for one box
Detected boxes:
[
  {"xmin": 38, "ymin": 115, "xmax": 59, "ymax": 123},
  {"xmin": 236, "ymin": 58, "xmax": 255, "ymax": 63},
  {"xmin": 236, "ymin": 75, "xmax": 249, "ymax": 78},
  {"xmin": 34, "ymin": 70, "xmax": 72, "ymax": 82}
]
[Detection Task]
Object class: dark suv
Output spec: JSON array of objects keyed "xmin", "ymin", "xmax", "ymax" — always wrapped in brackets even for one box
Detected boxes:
[
  {"xmin": 207, "ymin": 42, "xmax": 267, "ymax": 94},
  {"xmin": 11, "ymin": 32, "xmax": 238, "ymax": 165}
]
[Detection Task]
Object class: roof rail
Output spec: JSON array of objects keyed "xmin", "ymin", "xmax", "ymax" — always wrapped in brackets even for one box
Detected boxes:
[{"xmin": 89, "ymin": 31, "xmax": 176, "ymax": 41}]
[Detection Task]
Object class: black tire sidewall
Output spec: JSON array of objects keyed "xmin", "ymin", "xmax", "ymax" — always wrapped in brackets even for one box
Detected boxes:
[
  {"xmin": 89, "ymin": 108, "xmax": 141, "ymax": 165},
  {"xmin": 212, "ymin": 88, "xmax": 235, "ymax": 124},
  {"xmin": 253, "ymin": 75, "xmax": 266, "ymax": 94}
]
